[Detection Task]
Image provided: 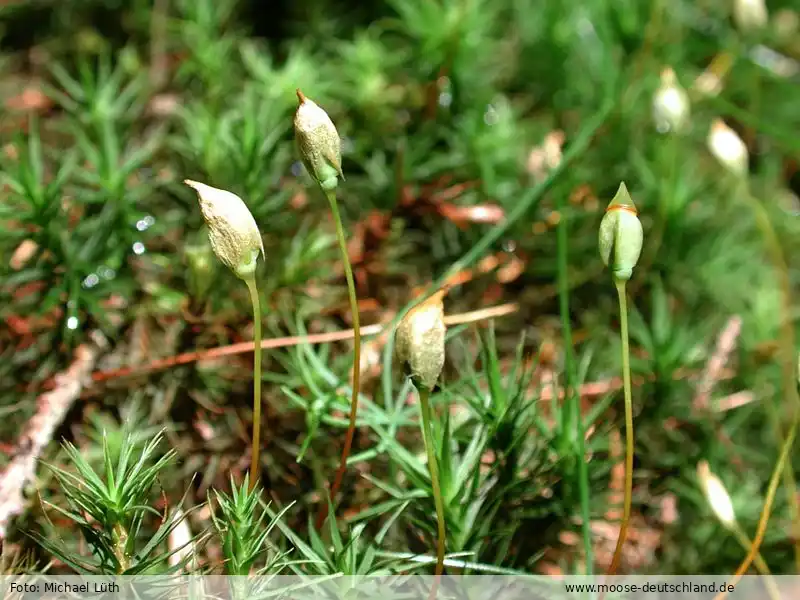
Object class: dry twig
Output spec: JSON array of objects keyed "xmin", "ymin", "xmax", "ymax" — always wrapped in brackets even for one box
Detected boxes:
[
  {"xmin": 693, "ymin": 315, "xmax": 742, "ymax": 411},
  {"xmin": 0, "ymin": 339, "xmax": 101, "ymax": 539}
]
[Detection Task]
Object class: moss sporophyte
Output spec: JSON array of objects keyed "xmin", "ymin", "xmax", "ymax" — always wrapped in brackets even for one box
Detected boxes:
[
  {"xmin": 185, "ymin": 180, "xmax": 265, "ymax": 491},
  {"xmin": 598, "ymin": 182, "xmax": 643, "ymax": 284},
  {"xmin": 652, "ymin": 68, "xmax": 690, "ymax": 134},
  {"xmin": 599, "ymin": 182, "xmax": 642, "ymax": 576},
  {"xmin": 294, "ymin": 89, "xmax": 345, "ymax": 191},
  {"xmin": 396, "ymin": 290, "xmax": 446, "ymax": 392},
  {"xmin": 396, "ymin": 289, "xmax": 447, "ymax": 585},
  {"xmin": 293, "ymin": 91, "xmax": 362, "ymax": 529}
]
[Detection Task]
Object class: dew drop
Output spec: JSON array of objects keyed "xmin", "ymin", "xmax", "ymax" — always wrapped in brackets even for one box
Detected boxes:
[
  {"xmin": 483, "ymin": 104, "xmax": 499, "ymax": 126},
  {"xmin": 577, "ymin": 17, "xmax": 597, "ymax": 39},
  {"xmin": 66, "ymin": 316, "xmax": 79, "ymax": 330},
  {"xmin": 82, "ymin": 273, "xmax": 100, "ymax": 289},
  {"xmin": 132, "ymin": 241, "xmax": 146, "ymax": 255},
  {"xmin": 135, "ymin": 215, "xmax": 155, "ymax": 231},
  {"xmin": 98, "ymin": 266, "xmax": 116, "ymax": 280},
  {"xmin": 290, "ymin": 161, "xmax": 304, "ymax": 177},
  {"xmin": 438, "ymin": 92, "xmax": 452, "ymax": 108},
  {"xmin": 502, "ymin": 239, "xmax": 517, "ymax": 253}
]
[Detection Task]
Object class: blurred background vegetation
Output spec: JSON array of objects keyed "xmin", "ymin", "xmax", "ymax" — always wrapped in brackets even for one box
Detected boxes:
[{"xmin": 0, "ymin": 0, "xmax": 799, "ymax": 577}]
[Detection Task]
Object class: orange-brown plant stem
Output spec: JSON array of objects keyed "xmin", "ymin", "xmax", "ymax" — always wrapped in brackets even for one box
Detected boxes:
[
  {"xmin": 713, "ymin": 413, "xmax": 798, "ymax": 600},
  {"xmin": 245, "ymin": 276, "xmax": 263, "ymax": 491},
  {"xmin": 315, "ymin": 188, "xmax": 361, "ymax": 529},
  {"xmin": 738, "ymin": 180, "xmax": 800, "ymax": 569},
  {"xmin": 88, "ymin": 303, "xmax": 519, "ymax": 384},
  {"xmin": 419, "ymin": 385, "xmax": 445, "ymax": 600},
  {"xmin": 606, "ymin": 279, "xmax": 634, "ymax": 576}
]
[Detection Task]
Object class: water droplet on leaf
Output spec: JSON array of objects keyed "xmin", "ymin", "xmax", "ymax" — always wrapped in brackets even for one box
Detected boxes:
[
  {"xmin": 484, "ymin": 104, "xmax": 499, "ymax": 126},
  {"xmin": 82, "ymin": 273, "xmax": 100, "ymax": 289},
  {"xmin": 136, "ymin": 215, "xmax": 155, "ymax": 231}
]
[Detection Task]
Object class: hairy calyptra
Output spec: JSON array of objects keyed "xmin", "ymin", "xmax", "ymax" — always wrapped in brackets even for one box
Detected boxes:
[
  {"xmin": 707, "ymin": 119, "xmax": 749, "ymax": 176},
  {"xmin": 185, "ymin": 179, "xmax": 266, "ymax": 491},
  {"xmin": 653, "ymin": 67, "xmax": 690, "ymax": 134},
  {"xmin": 184, "ymin": 180, "xmax": 264, "ymax": 280},
  {"xmin": 293, "ymin": 90, "xmax": 344, "ymax": 191},
  {"xmin": 396, "ymin": 290, "xmax": 446, "ymax": 391}
]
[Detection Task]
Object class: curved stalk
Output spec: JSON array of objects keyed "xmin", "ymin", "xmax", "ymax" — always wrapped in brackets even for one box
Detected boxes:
[
  {"xmin": 607, "ymin": 279, "xmax": 634, "ymax": 575},
  {"xmin": 737, "ymin": 180, "xmax": 800, "ymax": 568},
  {"xmin": 713, "ymin": 414, "xmax": 799, "ymax": 600},
  {"xmin": 730, "ymin": 522, "xmax": 780, "ymax": 600},
  {"xmin": 418, "ymin": 385, "xmax": 446, "ymax": 590},
  {"xmin": 315, "ymin": 188, "xmax": 362, "ymax": 529},
  {"xmin": 244, "ymin": 276, "xmax": 263, "ymax": 491}
]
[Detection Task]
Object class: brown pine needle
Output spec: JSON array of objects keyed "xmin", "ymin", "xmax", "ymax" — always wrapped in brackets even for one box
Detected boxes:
[{"xmin": 90, "ymin": 302, "xmax": 520, "ymax": 383}]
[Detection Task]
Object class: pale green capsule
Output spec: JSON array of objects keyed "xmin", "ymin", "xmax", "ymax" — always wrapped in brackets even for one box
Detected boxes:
[{"xmin": 598, "ymin": 182, "xmax": 643, "ymax": 282}]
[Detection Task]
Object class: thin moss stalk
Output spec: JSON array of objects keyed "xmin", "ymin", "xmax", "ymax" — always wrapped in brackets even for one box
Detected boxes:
[
  {"xmin": 418, "ymin": 385, "xmax": 446, "ymax": 575},
  {"xmin": 184, "ymin": 180, "xmax": 265, "ymax": 490},
  {"xmin": 732, "ymin": 176, "xmax": 800, "ymax": 568},
  {"xmin": 244, "ymin": 275, "xmax": 263, "ymax": 490},
  {"xmin": 292, "ymin": 91, "xmax": 363, "ymax": 528},
  {"xmin": 598, "ymin": 183, "xmax": 643, "ymax": 576},
  {"xmin": 713, "ymin": 413, "xmax": 799, "ymax": 600},
  {"xmin": 729, "ymin": 523, "xmax": 778, "ymax": 596},
  {"xmin": 394, "ymin": 289, "xmax": 447, "ymax": 584},
  {"xmin": 607, "ymin": 279, "xmax": 634, "ymax": 575},
  {"xmin": 314, "ymin": 187, "xmax": 362, "ymax": 529}
]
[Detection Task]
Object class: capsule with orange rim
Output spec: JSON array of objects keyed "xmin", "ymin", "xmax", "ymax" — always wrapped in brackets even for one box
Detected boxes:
[{"xmin": 598, "ymin": 182, "xmax": 643, "ymax": 282}]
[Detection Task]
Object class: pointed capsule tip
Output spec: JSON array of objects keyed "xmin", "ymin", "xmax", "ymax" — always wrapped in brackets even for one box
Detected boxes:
[
  {"xmin": 710, "ymin": 118, "xmax": 728, "ymax": 133},
  {"xmin": 607, "ymin": 181, "xmax": 636, "ymax": 211},
  {"xmin": 660, "ymin": 67, "xmax": 676, "ymax": 84},
  {"xmin": 428, "ymin": 286, "xmax": 448, "ymax": 306},
  {"xmin": 296, "ymin": 89, "xmax": 306, "ymax": 104}
]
